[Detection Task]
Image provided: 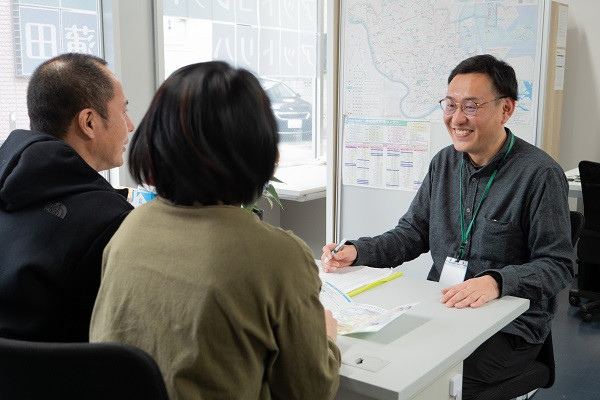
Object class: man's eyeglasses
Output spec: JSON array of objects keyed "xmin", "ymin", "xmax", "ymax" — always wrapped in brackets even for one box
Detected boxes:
[{"xmin": 438, "ymin": 97, "xmax": 506, "ymax": 117}]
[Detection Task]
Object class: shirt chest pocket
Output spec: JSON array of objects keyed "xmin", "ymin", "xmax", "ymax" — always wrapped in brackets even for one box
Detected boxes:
[{"xmin": 475, "ymin": 217, "xmax": 526, "ymax": 263}]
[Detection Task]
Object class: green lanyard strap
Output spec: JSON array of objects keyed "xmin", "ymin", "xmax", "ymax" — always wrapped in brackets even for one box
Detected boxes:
[{"xmin": 458, "ymin": 133, "xmax": 514, "ymax": 260}]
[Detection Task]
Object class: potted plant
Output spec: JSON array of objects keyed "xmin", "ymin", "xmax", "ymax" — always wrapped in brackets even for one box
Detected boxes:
[{"xmin": 243, "ymin": 177, "xmax": 284, "ymax": 220}]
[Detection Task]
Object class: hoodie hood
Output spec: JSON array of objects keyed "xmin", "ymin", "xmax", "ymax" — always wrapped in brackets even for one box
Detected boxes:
[{"xmin": 0, "ymin": 130, "xmax": 113, "ymax": 212}]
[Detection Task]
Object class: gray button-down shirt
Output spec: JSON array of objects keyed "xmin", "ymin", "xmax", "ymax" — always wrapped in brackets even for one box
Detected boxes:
[{"xmin": 352, "ymin": 128, "xmax": 574, "ymax": 344}]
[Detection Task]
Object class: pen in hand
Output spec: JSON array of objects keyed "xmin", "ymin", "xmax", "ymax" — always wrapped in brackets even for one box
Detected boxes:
[{"xmin": 324, "ymin": 238, "xmax": 348, "ymax": 264}]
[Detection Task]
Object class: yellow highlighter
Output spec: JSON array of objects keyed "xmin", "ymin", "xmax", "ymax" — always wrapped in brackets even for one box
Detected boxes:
[{"xmin": 347, "ymin": 271, "xmax": 404, "ymax": 297}]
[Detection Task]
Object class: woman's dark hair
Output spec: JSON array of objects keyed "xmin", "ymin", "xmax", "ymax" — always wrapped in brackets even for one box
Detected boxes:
[
  {"xmin": 448, "ymin": 54, "xmax": 519, "ymax": 101},
  {"xmin": 129, "ymin": 61, "xmax": 279, "ymax": 206},
  {"xmin": 27, "ymin": 53, "xmax": 114, "ymax": 138}
]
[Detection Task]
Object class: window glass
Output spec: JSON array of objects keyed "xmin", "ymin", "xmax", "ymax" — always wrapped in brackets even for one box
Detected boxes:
[
  {"xmin": 0, "ymin": 0, "xmax": 102, "ymax": 145},
  {"xmin": 161, "ymin": 0, "xmax": 325, "ymax": 167}
]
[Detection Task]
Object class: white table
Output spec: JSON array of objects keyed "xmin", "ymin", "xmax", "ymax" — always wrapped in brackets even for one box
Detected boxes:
[
  {"xmin": 334, "ymin": 276, "xmax": 529, "ymax": 400},
  {"xmin": 271, "ymin": 164, "xmax": 326, "ymax": 202},
  {"xmin": 565, "ymin": 167, "xmax": 582, "ymax": 211}
]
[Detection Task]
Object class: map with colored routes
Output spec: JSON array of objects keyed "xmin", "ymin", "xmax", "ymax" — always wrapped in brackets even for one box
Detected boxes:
[{"xmin": 342, "ymin": 0, "xmax": 541, "ymax": 125}]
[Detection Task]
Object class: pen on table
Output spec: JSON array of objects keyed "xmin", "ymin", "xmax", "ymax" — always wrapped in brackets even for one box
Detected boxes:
[{"xmin": 324, "ymin": 238, "xmax": 348, "ymax": 264}]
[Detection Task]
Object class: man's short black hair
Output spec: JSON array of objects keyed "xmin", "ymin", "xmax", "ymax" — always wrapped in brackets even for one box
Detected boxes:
[
  {"xmin": 448, "ymin": 54, "xmax": 518, "ymax": 101},
  {"xmin": 26, "ymin": 53, "xmax": 114, "ymax": 138},
  {"xmin": 129, "ymin": 61, "xmax": 279, "ymax": 207}
]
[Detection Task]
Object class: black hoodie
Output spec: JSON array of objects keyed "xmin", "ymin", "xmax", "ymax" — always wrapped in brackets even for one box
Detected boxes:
[{"xmin": 0, "ymin": 130, "xmax": 133, "ymax": 342}]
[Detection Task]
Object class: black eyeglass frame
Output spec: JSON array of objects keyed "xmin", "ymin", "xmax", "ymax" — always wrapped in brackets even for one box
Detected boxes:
[{"xmin": 438, "ymin": 96, "xmax": 507, "ymax": 117}]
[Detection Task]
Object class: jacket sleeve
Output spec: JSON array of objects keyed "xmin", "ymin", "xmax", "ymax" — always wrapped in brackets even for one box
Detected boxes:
[
  {"xmin": 481, "ymin": 166, "xmax": 574, "ymax": 301},
  {"xmin": 268, "ymin": 251, "xmax": 341, "ymax": 400}
]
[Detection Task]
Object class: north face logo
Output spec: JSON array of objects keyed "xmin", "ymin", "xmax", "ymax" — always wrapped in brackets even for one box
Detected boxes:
[{"xmin": 44, "ymin": 202, "xmax": 67, "ymax": 219}]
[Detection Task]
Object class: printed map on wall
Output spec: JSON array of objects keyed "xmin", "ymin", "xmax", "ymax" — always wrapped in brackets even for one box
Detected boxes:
[
  {"xmin": 343, "ymin": 0, "xmax": 540, "ymax": 122},
  {"xmin": 342, "ymin": 0, "xmax": 541, "ymax": 190}
]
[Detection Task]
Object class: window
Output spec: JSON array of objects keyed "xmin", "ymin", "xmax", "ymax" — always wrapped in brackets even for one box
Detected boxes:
[
  {"xmin": 0, "ymin": 0, "xmax": 102, "ymax": 146},
  {"xmin": 159, "ymin": 0, "xmax": 327, "ymax": 168}
]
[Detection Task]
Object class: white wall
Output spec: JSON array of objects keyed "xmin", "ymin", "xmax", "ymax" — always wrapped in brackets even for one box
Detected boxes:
[{"xmin": 558, "ymin": 0, "xmax": 600, "ymax": 169}]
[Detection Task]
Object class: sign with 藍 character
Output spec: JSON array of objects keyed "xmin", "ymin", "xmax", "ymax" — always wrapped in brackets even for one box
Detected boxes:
[{"xmin": 62, "ymin": 11, "xmax": 99, "ymax": 54}]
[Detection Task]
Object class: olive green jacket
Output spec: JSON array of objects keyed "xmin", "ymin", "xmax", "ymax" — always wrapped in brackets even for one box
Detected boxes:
[{"xmin": 90, "ymin": 198, "xmax": 340, "ymax": 400}]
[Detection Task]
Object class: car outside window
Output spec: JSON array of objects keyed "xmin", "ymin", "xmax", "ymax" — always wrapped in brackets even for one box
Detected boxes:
[{"xmin": 159, "ymin": 0, "xmax": 326, "ymax": 167}]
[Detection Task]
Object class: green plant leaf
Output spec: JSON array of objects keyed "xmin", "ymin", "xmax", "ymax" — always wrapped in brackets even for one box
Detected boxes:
[
  {"xmin": 242, "ymin": 177, "xmax": 284, "ymax": 211},
  {"xmin": 265, "ymin": 183, "xmax": 283, "ymax": 209}
]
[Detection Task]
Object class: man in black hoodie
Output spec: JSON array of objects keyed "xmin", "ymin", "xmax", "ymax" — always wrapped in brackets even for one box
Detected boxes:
[{"xmin": 0, "ymin": 53, "xmax": 134, "ymax": 342}]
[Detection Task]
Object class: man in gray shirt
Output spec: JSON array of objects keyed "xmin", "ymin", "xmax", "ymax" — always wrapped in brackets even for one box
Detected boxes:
[{"xmin": 321, "ymin": 54, "xmax": 574, "ymax": 399}]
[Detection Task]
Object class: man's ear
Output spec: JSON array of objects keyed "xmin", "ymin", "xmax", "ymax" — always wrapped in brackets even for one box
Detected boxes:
[
  {"xmin": 501, "ymin": 98, "xmax": 516, "ymax": 124},
  {"xmin": 76, "ymin": 108, "xmax": 97, "ymax": 139}
]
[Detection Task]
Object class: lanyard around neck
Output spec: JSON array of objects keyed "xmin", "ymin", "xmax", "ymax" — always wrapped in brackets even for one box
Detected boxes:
[{"xmin": 457, "ymin": 133, "xmax": 514, "ymax": 259}]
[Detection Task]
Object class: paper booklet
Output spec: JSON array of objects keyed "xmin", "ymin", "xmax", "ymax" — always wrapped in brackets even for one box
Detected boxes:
[
  {"xmin": 320, "ymin": 282, "xmax": 418, "ymax": 335},
  {"xmin": 318, "ymin": 264, "xmax": 403, "ymax": 297}
]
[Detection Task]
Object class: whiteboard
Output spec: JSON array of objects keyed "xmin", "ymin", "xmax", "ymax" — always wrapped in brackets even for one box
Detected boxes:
[{"xmin": 335, "ymin": 0, "xmax": 550, "ymax": 278}]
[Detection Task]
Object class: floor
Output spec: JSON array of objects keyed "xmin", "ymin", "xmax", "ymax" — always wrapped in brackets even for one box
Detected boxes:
[{"xmin": 532, "ymin": 277, "xmax": 600, "ymax": 400}]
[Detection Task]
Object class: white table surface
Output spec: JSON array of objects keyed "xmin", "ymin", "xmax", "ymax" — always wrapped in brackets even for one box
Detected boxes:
[
  {"xmin": 565, "ymin": 167, "xmax": 581, "ymax": 199},
  {"xmin": 333, "ymin": 275, "xmax": 529, "ymax": 400},
  {"xmin": 271, "ymin": 164, "xmax": 326, "ymax": 202}
]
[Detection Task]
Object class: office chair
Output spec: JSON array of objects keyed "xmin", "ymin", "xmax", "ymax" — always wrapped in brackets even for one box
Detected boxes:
[
  {"xmin": 0, "ymin": 336, "xmax": 169, "ymax": 400},
  {"xmin": 569, "ymin": 160, "xmax": 600, "ymax": 322},
  {"xmin": 471, "ymin": 210, "xmax": 585, "ymax": 400}
]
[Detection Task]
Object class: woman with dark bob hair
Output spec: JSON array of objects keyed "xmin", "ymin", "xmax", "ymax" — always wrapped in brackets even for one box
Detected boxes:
[{"xmin": 90, "ymin": 62, "xmax": 341, "ymax": 400}]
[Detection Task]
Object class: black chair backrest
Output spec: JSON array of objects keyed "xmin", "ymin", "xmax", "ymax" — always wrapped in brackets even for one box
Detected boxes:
[
  {"xmin": 539, "ymin": 330, "xmax": 555, "ymax": 388},
  {"xmin": 0, "ymin": 336, "xmax": 169, "ymax": 400},
  {"xmin": 570, "ymin": 210, "xmax": 585, "ymax": 247},
  {"xmin": 579, "ymin": 160, "xmax": 600, "ymax": 231},
  {"xmin": 577, "ymin": 161, "xmax": 600, "ymax": 265}
]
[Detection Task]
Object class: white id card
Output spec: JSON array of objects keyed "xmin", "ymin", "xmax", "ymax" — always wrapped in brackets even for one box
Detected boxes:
[{"xmin": 439, "ymin": 257, "xmax": 468, "ymax": 286}]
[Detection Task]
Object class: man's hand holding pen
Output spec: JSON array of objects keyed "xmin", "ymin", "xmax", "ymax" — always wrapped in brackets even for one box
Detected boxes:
[{"xmin": 321, "ymin": 239, "xmax": 358, "ymax": 272}]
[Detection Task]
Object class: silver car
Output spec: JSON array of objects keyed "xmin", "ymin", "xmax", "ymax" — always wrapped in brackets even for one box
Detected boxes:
[{"xmin": 261, "ymin": 79, "xmax": 313, "ymax": 142}]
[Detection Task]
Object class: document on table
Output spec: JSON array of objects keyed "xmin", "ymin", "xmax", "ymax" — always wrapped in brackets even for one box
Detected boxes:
[
  {"xmin": 318, "ymin": 264, "xmax": 402, "ymax": 296},
  {"xmin": 320, "ymin": 282, "xmax": 418, "ymax": 335}
]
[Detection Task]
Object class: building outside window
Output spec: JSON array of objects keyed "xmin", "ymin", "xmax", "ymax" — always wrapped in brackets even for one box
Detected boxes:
[{"xmin": 0, "ymin": 0, "xmax": 102, "ymax": 146}]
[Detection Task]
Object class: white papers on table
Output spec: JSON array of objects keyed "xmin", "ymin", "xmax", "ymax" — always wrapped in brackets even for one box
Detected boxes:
[
  {"xmin": 320, "ymin": 282, "xmax": 418, "ymax": 335},
  {"xmin": 318, "ymin": 265, "xmax": 396, "ymax": 294}
]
